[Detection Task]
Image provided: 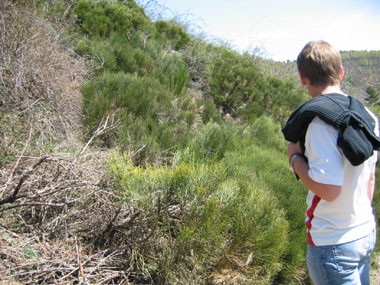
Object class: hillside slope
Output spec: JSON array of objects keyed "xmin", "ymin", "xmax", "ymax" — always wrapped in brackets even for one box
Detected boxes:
[
  {"xmin": 258, "ymin": 51, "xmax": 380, "ymax": 103},
  {"xmin": 1, "ymin": 1, "xmax": 380, "ymax": 284},
  {"xmin": 341, "ymin": 51, "xmax": 380, "ymax": 101}
]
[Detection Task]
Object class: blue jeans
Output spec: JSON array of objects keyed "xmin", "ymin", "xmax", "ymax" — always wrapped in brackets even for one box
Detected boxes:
[{"xmin": 307, "ymin": 229, "xmax": 376, "ymax": 285}]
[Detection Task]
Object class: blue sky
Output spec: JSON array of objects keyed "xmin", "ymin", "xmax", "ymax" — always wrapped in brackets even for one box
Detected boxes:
[{"xmin": 147, "ymin": 0, "xmax": 380, "ymax": 61}]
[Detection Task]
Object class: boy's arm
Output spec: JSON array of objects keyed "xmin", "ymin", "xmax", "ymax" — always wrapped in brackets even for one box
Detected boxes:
[
  {"xmin": 367, "ymin": 165, "xmax": 376, "ymax": 202},
  {"xmin": 288, "ymin": 142, "xmax": 342, "ymax": 202},
  {"xmin": 292, "ymin": 153, "xmax": 342, "ymax": 202}
]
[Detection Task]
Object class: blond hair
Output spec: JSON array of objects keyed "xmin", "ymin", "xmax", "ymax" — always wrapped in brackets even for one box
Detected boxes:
[{"xmin": 297, "ymin": 41, "xmax": 342, "ymax": 86}]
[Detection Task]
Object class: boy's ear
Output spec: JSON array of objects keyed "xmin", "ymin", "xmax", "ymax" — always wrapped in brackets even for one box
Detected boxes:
[
  {"xmin": 299, "ymin": 73, "xmax": 309, "ymax": 86},
  {"xmin": 339, "ymin": 66, "xmax": 344, "ymax": 80}
]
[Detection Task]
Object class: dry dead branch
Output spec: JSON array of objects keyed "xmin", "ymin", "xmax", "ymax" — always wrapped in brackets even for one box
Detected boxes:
[
  {"xmin": 75, "ymin": 114, "xmax": 120, "ymax": 163},
  {"xmin": 0, "ymin": 1, "xmax": 164, "ymax": 284},
  {"xmin": 0, "ymin": 2, "xmax": 148, "ymax": 283}
]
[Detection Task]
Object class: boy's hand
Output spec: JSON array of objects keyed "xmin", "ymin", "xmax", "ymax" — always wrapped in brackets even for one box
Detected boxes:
[{"xmin": 287, "ymin": 142, "xmax": 302, "ymax": 160}]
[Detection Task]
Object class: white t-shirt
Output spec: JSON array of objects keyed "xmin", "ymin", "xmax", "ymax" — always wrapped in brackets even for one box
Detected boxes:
[{"xmin": 304, "ymin": 112, "xmax": 378, "ymax": 246}]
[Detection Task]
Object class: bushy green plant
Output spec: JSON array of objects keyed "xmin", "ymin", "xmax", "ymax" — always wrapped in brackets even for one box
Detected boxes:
[
  {"xmin": 367, "ymin": 86, "xmax": 379, "ymax": 105},
  {"xmin": 198, "ymin": 98, "xmax": 223, "ymax": 124},
  {"xmin": 168, "ymin": 60, "xmax": 190, "ymax": 95},
  {"xmin": 223, "ymin": 140, "xmax": 308, "ymax": 282},
  {"xmin": 216, "ymin": 180, "xmax": 289, "ymax": 283},
  {"xmin": 74, "ymin": 0, "xmax": 154, "ymax": 37},
  {"xmin": 72, "ymin": 1, "xmax": 312, "ymax": 282},
  {"xmin": 209, "ymin": 48, "xmax": 264, "ymax": 116},
  {"xmin": 155, "ymin": 20, "xmax": 190, "ymax": 50},
  {"xmin": 74, "ymin": 37, "xmax": 92, "ymax": 56},
  {"xmin": 176, "ymin": 122, "xmax": 237, "ymax": 164},
  {"xmin": 75, "ymin": 32, "xmax": 154, "ymax": 76},
  {"xmin": 181, "ymin": 38, "xmax": 218, "ymax": 95},
  {"xmin": 81, "ymin": 71, "xmax": 195, "ymax": 163},
  {"xmin": 248, "ymin": 115, "xmax": 287, "ymax": 152},
  {"xmin": 108, "ymin": 154, "xmax": 289, "ymax": 283},
  {"xmin": 82, "ymin": 72, "xmax": 170, "ymax": 125},
  {"xmin": 206, "ymin": 46, "xmax": 307, "ymax": 123},
  {"xmin": 263, "ymin": 77, "xmax": 307, "ymax": 124},
  {"xmin": 149, "ymin": 51, "xmax": 191, "ymax": 96}
]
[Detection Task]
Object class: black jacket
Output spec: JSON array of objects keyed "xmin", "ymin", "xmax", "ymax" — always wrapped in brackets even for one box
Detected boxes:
[{"xmin": 282, "ymin": 93, "xmax": 380, "ymax": 166}]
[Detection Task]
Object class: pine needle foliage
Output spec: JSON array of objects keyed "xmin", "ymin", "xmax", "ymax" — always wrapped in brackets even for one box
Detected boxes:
[
  {"xmin": 74, "ymin": 0, "xmax": 153, "ymax": 37},
  {"xmin": 108, "ymin": 153, "xmax": 289, "ymax": 283},
  {"xmin": 72, "ymin": 0, "xmax": 311, "ymax": 282}
]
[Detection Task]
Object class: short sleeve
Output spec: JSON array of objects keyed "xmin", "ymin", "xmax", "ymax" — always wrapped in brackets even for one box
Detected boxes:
[{"xmin": 305, "ymin": 117, "xmax": 344, "ymax": 186}]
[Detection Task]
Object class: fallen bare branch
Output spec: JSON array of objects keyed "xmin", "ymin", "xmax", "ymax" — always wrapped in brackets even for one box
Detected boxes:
[
  {"xmin": 74, "ymin": 114, "xmax": 120, "ymax": 163},
  {"xmin": 0, "ymin": 200, "xmax": 77, "ymax": 212},
  {"xmin": 1, "ymin": 126, "xmax": 33, "ymax": 198},
  {"xmin": 0, "ymin": 156, "xmax": 49, "ymax": 206},
  {"xmin": 0, "ymin": 2, "xmax": 153, "ymax": 284}
]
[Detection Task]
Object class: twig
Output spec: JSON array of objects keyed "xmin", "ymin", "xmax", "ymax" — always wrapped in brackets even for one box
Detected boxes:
[
  {"xmin": 75, "ymin": 237, "xmax": 85, "ymax": 283},
  {"xmin": 103, "ymin": 206, "xmax": 122, "ymax": 234},
  {"xmin": 74, "ymin": 115, "xmax": 119, "ymax": 163},
  {"xmin": 131, "ymin": 144, "xmax": 147, "ymax": 158},
  {"xmin": 17, "ymin": 98, "xmax": 42, "ymax": 115},
  {"xmin": 115, "ymin": 210, "xmax": 141, "ymax": 229},
  {"xmin": 138, "ymin": 0, "xmax": 154, "ymax": 9},
  {"xmin": 1, "ymin": 125, "xmax": 33, "ymax": 198},
  {"xmin": 0, "ymin": 156, "xmax": 49, "ymax": 206},
  {"xmin": 0, "ymin": 200, "xmax": 77, "ymax": 212},
  {"xmin": 87, "ymin": 250, "xmax": 120, "ymax": 276}
]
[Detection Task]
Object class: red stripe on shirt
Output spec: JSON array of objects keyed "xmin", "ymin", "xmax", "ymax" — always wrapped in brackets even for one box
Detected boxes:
[{"xmin": 305, "ymin": 195, "xmax": 321, "ymax": 246}]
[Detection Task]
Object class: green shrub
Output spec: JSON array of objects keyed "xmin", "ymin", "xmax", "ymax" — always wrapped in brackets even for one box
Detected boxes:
[
  {"xmin": 116, "ymin": 44, "xmax": 152, "ymax": 75},
  {"xmin": 108, "ymin": 154, "xmax": 289, "ymax": 283},
  {"xmin": 155, "ymin": 20, "xmax": 190, "ymax": 50},
  {"xmin": 73, "ymin": 1, "xmax": 310, "ymax": 282},
  {"xmin": 75, "ymin": 33, "xmax": 154, "ymax": 76},
  {"xmin": 77, "ymin": 32, "xmax": 190, "ymax": 93},
  {"xmin": 223, "ymin": 141, "xmax": 308, "ymax": 282},
  {"xmin": 216, "ymin": 180, "xmax": 289, "ymax": 283},
  {"xmin": 168, "ymin": 60, "xmax": 189, "ymax": 95},
  {"xmin": 150, "ymin": 51, "xmax": 190, "ymax": 96},
  {"xmin": 367, "ymin": 86, "xmax": 379, "ymax": 104},
  {"xmin": 82, "ymin": 72, "xmax": 171, "ymax": 125},
  {"xmin": 117, "ymin": 114, "xmax": 161, "ymax": 165},
  {"xmin": 81, "ymin": 64, "xmax": 196, "ymax": 164},
  {"xmin": 263, "ymin": 77, "xmax": 307, "ymax": 124},
  {"xmin": 75, "ymin": 2, "xmax": 114, "ymax": 37},
  {"xmin": 209, "ymin": 48, "xmax": 264, "ymax": 116},
  {"xmin": 198, "ymin": 98, "xmax": 223, "ymax": 124},
  {"xmin": 177, "ymin": 122, "xmax": 235, "ymax": 163},
  {"xmin": 74, "ymin": 37, "xmax": 92, "ymax": 56},
  {"xmin": 248, "ymin": 115, "xmax": 287, "ymax": 152},
  {"xmin": 74, "ymin": 0, "xmax": 154, "ymax": 38}
]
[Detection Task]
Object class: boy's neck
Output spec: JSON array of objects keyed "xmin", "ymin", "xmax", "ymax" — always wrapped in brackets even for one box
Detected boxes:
[{"xmin": 308, "ymin": 83, "xmax": 343, "ymax": 98}]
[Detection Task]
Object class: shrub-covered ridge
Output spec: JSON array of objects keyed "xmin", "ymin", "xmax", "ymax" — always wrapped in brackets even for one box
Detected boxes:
[{"xmin": 1, "ymin": 0, "xmax": 380, "ymax": 284}]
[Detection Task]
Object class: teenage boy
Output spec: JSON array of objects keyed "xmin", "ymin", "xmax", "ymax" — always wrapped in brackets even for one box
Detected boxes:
[{"xmin": 282, "ymin": 40, "xmax": 380, "ymax": 284}]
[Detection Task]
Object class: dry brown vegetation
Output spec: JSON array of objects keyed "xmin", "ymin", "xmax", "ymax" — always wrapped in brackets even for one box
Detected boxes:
[{"xmin": 0, "ymin": 2, "xmax": 149, "ymax": 283}]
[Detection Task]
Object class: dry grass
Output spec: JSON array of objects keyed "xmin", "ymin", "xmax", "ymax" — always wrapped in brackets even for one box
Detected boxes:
[
  {"xmin": 0, "ymin": 0, "xmax": 86, "ymax": 152},
  {"xmin": 0, "ymin": 2, "xmax": 151, "ymax": 283}
]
